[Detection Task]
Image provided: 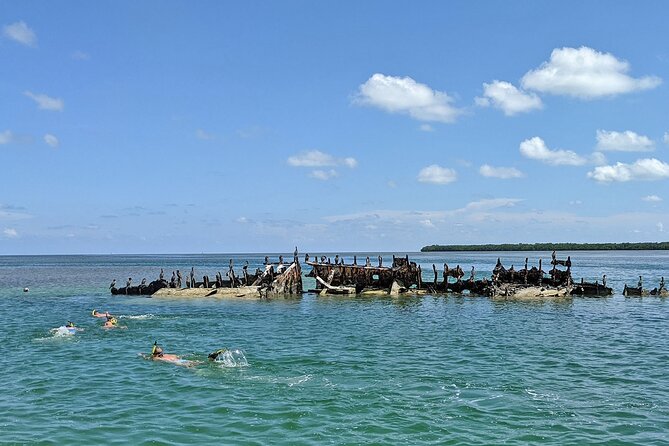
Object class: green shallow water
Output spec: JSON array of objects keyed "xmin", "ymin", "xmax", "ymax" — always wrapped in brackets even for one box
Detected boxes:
[{"xmin": 1, "ymin": 252, "xmax": 668, "ymax": 444}]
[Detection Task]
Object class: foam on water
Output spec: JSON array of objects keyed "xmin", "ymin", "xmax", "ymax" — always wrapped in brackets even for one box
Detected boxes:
[
  {"xmin": 212, "ymin": 348, "xmax": 249, "ymax": 368},
  {"xmin": 50, "ymin": 326, "xmax": 78, "ymax": 337},
  {"xmin": 118, "ymin": 313, "xmax": 155, "ymax": 320}
]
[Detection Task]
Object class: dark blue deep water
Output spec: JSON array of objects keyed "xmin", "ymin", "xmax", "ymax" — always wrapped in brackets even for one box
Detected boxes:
[{"xmin": 1, "ymin": 251, "xmax": 668, "ymax": 445}]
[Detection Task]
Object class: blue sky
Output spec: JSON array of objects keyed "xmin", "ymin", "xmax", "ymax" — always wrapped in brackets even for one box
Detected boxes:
[{"xmin": 1, "ymin": 1, "xmax": 668, "ymax": 254}]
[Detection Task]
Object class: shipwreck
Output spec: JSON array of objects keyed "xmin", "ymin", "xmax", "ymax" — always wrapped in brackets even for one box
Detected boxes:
[
  {"xmin": 109, "ymin": 249, "xmax": 663, "ymax": 299},
  {"xmin": 111, "ymin": 255, "xmax": 302, "ymax": 298}
]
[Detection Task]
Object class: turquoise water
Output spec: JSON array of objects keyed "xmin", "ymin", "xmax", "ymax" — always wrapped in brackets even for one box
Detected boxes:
[{"xmin": 1, "ymin": 252, "xmax": 668, "ymax": 445}]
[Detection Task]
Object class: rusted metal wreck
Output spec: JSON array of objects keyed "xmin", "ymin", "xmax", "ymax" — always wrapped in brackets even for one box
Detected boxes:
[
  {"xmin": 305, "ymin": 254, "xmax": 422, "ymax": 295},
  {"xmin": 111, "ymin": 254, "xmax": 302, "ymax": 298},
  {"xmin": 109, "ymin": 249, "xmax": 658, "ymax": 299}
]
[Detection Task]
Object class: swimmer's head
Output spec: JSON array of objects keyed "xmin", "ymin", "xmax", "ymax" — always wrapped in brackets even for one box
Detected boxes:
[
  {"xmin": 66, "ymin": 321, "xmax": 75, "ymax": 328},
  {"xmin": 151, "ymin": 341, "xmax": 163, "ymax": 357}
]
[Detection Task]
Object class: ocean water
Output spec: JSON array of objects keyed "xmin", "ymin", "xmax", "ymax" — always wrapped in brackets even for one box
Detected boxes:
[{"xmin": 1, "ymin": 251, "xmax": 668, "ymax": 445}]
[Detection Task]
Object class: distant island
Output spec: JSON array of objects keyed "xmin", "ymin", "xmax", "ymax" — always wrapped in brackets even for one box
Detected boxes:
[{"xmin": 421, "ymin": 242, "xmax": 669, "ymax": 252}]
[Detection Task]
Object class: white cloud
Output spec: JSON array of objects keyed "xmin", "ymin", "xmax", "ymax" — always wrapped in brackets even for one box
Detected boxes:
[
  {"xmin": 663, "ymin": 132, "xmax": 669, "ymax": 145},
  {"xmin": 590, "ymin": 151, "xmax": 607, "ymax": 166},
  {"xmin": 355, "ymin": 73, "xmax": 462, "ymax": 123},
  {"xmin": 521, "ymin": 46, "xmax": 661, "ymax": 99},
  {"xmin": 417, "ymin": 164, "xmax": 457, "ymax": 184},
  {"xmin": 0, "ymin": 130, "xmax": 15, "ymax": 145},
  {"xmin": 44, "ymin": 134, "xmax": 59, "ymax": 148},
  {"xmin": 3, "ymin": 228, "xmax": 18, "ymax": 238},
  {"xmin": 596, "ymin": 130, "xmax": 654, "ymax": 152},
  {"xmin": 309, "ymin": 169, "xmax": 338, "ymax": 181},
  {"xmin": 476, "ymin": 80, "xmax": 543, "ymax": 115},
  {"xmin": 587, "ymin": 158, "xmax": 669, "ymax": 182},
  {"xmin": 287, "ymin": 150, "xmax": 357, "ymax": 169},
  {"xmin": 342, "ymin": 157, "xmax": 358, "ymax": 168},
  {"xmin": 419, "ymin": 124, "xmax": 434, "ymax": 132},
  {"xmin": 642, "ymin": 195, "xmax": 662, "ymax": 202},
  {"xmin": 71, "ymin": 50, "xmax": 90, "ymax": 60},
  {"xmin": 479, "ymin": 164, "xmax": 524, "ymax": 179},
  {"xmin": 519, "ymin": 137, "xmax": 587, "ymax": 166},
  {"xmin": 419, "ymin": 219, "xmax": 436, "ymax": 228},
  {"xmin": 658, "ymin": 222, "xmax": 665, "ymax": 232},
  {"xmin": 461, "ymin": 198, "xmax": 523, "ymax": 212},
  {"xmin": 24, "ymin": 91, "xmax": 64, "ymax": 111},
  {"xmin": 3, "ymin": 21, "xmax": 37, "ymax": 47},
  {"xmin": 195, "ymin": 129, "xmax": 214, "ymax": 140},
  {"xmin": 324, "ymin": 198, "xmax": 523, "ymax": 224}
]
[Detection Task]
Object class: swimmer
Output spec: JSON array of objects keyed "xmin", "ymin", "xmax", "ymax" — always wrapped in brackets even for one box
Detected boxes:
[
  {"xmin": 91, "ymin": 309, "xmax": 111, "ymax": 318},
  {"xmin": 52, "ymin": 321, "xmax": 83, "ymax": 335},
  {"xmin": 144, "ymin": 342, "xmax": 194, "ymax": 366},
  {"xmin": 102, "ymin": 316, "xmax": 124, "ymax": 329}
]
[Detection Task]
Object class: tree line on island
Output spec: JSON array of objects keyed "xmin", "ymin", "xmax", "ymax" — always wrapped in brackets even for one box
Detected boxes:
[{"xmin": 421, "ymin": 242, "xmax": 669, "ymax": 252}]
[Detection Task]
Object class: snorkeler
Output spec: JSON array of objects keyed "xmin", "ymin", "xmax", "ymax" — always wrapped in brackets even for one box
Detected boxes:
[
  {"xmin": 102, "ymin": 315, "xmax": 122, "ymax": 329},
  {"xmin": 91, "ymin": 309, "xmax": 111, "ymax": 318},
  {"xmin": 51, "ymin": 321, "xmax": 83, "ymax": 335},
  {"xmin": 145, "ymin": 342, "xmax": 194, "ymax": 366},
  {"xmin": 144, "ymin": 343, "xmax": 236, "ymax": 366}
]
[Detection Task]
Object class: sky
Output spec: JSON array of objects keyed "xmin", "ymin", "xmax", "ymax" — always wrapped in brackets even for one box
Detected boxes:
[{"xmin": 1, "ymin": 1, "xmax": 668, "ymax": 254}]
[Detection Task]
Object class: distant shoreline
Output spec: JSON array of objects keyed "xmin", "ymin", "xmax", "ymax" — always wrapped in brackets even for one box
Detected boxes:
[{"xmin": 421, "ymin": 242, "xmax": 669, "ymax": 252}]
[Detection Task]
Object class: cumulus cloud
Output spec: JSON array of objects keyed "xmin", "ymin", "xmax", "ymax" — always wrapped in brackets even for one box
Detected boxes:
[
  {"xmin": 355, "ymin": 73, "xmax": 462, "ymax": 123},
  {"xmin": 288, "ymin": 150, "xmax": 356, "ymax": 181},
  {"xmin": 642, "ymin": 195, "xmax": 662, "ymax": 202},
  {"xmin": 596, "ymin": 130, "xmax": 654, "ymax": 152},
  {"xmin": 475, "ymin": 80, "xmax": 542, "ymax": 115},
  {"xmin": 519, "ymin": 137, "xmax": 587, "ymax": 166},
  {"xmin": 3, "ymin": 21, "xmax": 37, "ymax": 47},
  {"xmin": 521, "ymin": 46, "xmax": 661, "ymax": 99},
  {"xmin": 310, "ymin": 169, "xmax": 338, "ymax": 181},
  {"xmin": 24, "ymin": 91, "xmax": 64, "ymax": 111},
  {"xmin": 479, "ymin": 164, "xmax": 524, "ymax": 179},
  {"xmin": 44, "ymin": 134, "xmax": 59, "ymax": 148},
  {"xmin": 587, "ymin": 158, "xmax": 669, "ymax": 182},
  {"xmin": 417, "ymin": 164, "xmax": 457, "ymax": 184},
  {"xmin": 591, "ymin": 151, "xmax": 607, "ymax": 166},
  {"xmin": 419, "ymin": 219, "xmax": 436, "ymax": 228},
  {"xmin": 3, "ymin": 228, "xmax": 18, "ymax": 238},
  {"xmin": 287, "ymin": 150, "xmax": 357, "ymax": 168}
]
